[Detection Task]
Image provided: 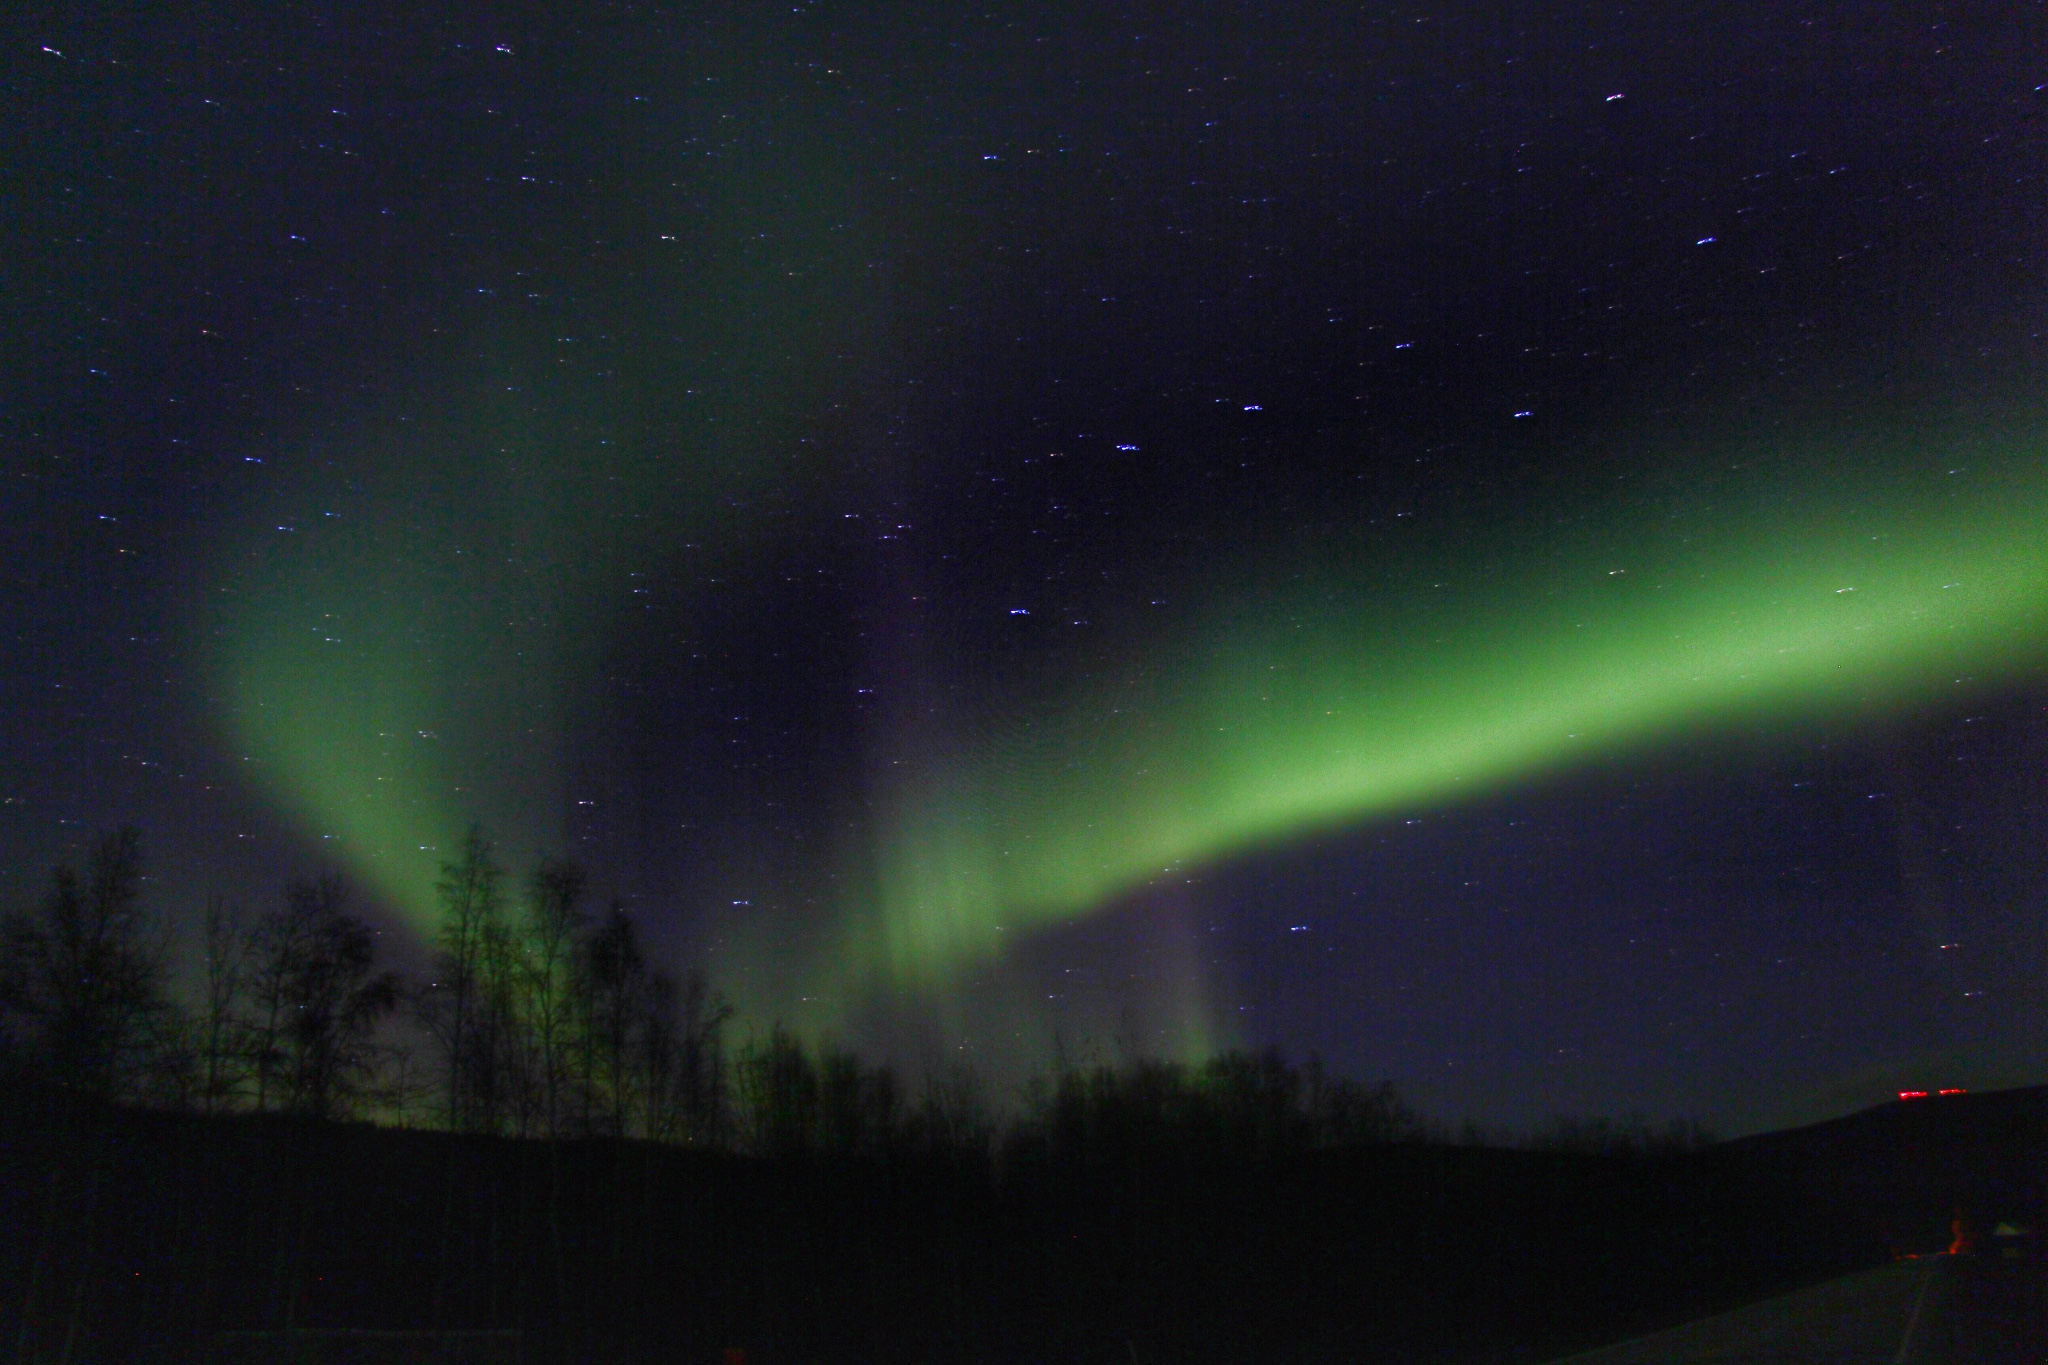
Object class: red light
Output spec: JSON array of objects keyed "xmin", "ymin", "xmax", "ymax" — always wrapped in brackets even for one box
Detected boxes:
[
  {"xmin": 1899, "ymin": 1091, "xmax": 1930, "ymax": 1100},
  {"xmin": 1938, "ymin": 1088, "xmax": 1967, "ymax": 1096}
]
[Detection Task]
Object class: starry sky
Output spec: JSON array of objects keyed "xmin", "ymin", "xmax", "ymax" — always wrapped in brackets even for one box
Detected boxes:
[{"xmin": 5, "ymin": 0, "xmax": 2047, "ymax": 1134}]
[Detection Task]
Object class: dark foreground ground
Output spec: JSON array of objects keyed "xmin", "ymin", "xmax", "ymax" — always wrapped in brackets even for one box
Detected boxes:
[
  {"xmin": 1548, "ymin": 1254, "xmax": 2047, "ymax": 1363},
  {"xmin": 12, "ymin": 1086, "xmax": 2048, "ymax": 1364}
]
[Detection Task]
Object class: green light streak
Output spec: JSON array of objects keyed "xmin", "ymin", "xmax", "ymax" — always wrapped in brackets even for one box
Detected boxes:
[
  {"xmin": 858, "ymin": 442, "xmax": 2048, "ymax": 984},
  {"xmin": 214, "ymin": 367, "xmax": 2048, "ymax": 1021},
  {"xmin": 213, "ymin": 473, "xmax": 567, "ymax": 927},
  {"xmin": 206, "ymin": 85, "xmax": 890, "ymax": 934}
]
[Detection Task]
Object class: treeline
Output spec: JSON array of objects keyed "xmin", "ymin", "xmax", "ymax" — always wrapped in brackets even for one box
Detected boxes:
[
  {"xmin": 3, "ymin": 831, "xmax": 1870, "ymax": 1365},
  {"xmin": 1, "ymin": 826, "xmax": 725, "ymax": 1144},
  {"xmin": 1, "ymin": 826, "xmax": 1716, "ymax": 1164},
  {"xmin": 0, "ymin": 1080, "xmax": 1858, "ymax": 1365}
]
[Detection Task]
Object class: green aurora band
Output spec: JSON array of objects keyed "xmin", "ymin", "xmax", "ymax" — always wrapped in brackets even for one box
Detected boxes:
[
  {"xmin": 215, "ymin": 417, "xmax": 2048, "ymax": 1015},
  {"xmin": 851, "ymin": 434, "xmax": 2048, "ymax": 988}
]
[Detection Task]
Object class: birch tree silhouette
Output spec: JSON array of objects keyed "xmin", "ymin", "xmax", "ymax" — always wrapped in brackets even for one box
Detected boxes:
[{"xmin": 0, "ymin": 827, "xmax": 178, "ymax": 1099}]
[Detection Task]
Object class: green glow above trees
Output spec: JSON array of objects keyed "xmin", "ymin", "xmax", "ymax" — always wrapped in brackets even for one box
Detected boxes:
[
  {"xmin": 213, "ymin": 411, "xmax": 2048, "ymax": 1006},
  {"xmin": 852, "ymin": 436, "xmax": 2048, "ymax": 983}
]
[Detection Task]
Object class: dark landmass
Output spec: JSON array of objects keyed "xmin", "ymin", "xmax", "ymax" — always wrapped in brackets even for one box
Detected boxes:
[
  {"xmin": 0, "ymin": 1078, "xmax": 1915, "ymax": 1365},
  {"xmin": 6, "ymin": 829, "xmax": 2038, "ymax": 1361},
  {"xmin": 1728, "ymin": 1085, "xmax": 2048, "ymax": 1256}
]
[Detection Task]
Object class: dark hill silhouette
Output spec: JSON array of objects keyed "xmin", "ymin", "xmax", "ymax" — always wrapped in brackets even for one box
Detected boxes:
[
  {"xmin": 0, "ymin": 1078, "xmax": 1896, "ymax": 1365},
  {"xmin": 1726, "ymin": 1085, "xmax": 2048, "ymax": 1257}
]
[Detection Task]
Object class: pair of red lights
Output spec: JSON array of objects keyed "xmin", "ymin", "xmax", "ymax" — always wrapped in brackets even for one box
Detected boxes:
[{"xmin": 1897, "ymin": 1089, "xmax": 1967, "ymax": 1100}]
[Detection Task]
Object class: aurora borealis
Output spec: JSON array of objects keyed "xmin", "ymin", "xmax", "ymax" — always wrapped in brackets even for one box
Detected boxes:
[
  {"xmin": 215, "ymin": 397, "xmax": 2048, "ymax": 1030},
  {"xmin": 855, "ymin": 440, "xmax": 2048, "ymax": 978},
  {"xmin": 7, "ymin": 0, "xmax": 2048, "ymax": 1131}
]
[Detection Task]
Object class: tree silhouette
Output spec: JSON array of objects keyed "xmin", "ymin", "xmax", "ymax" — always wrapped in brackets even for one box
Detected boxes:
[
  {"xmin": 640, "ymin": 970, "xmax": 683, "ymax": 1143},
  {"xmin": 676, "ymin": 970, "xmax": 734, "ymax": 1145},
  {"xmin": 469, "ymin": 890, "xmax": 528, "ymax": 1135},
  {"xmin": 817, "ymin": 1047, "xmax": 902, "ymax": 1157},
  {"xmin": 419, "ymin": 827, "xmax": 506, "ymax": 1133},
  {"xmin": 639, "ymin": 968, "xmax": 734, "ymax": 1145},
  {"xmin": 521, "ymin": 857, "xmax": 587, "ymax": 1140},
  {"xmin": 582, "ymin": 903, "xmax": 645, "ymax": 1138},
  {"xmin": 737, "ymin": 1026, "xmax": 819, "ymax": 1156},
  {"xmin": 0, "ymin": 827, "xmax": 178, "ymax": 1099},
  {"xmin": 194, "ymin": 895, "xmax": 254, "ymax": 1115},
  {"xmin": 246, "ymin": 874, "xmax": 399, "ymax": 1119}
]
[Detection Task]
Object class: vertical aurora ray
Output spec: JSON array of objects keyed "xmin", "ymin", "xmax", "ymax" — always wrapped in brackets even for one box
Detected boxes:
[
  {"xmin": 204, "ymin": 85, "xmax": 896, "ymax": 932},
  {"xmin": 210, "ymin": 422, "xmax": 576, "ymax": 925}
]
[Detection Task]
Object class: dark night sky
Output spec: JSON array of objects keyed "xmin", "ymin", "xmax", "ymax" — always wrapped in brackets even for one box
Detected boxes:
[{"xmin": 4, "ymin": 0, "xmax": 2047, "ymax": 1134}]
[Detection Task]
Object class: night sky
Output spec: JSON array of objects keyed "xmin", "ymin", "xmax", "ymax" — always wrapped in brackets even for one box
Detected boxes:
[{"xmin": 5, "ymin": 1, "xmax": 2047, "ymax": 1135}]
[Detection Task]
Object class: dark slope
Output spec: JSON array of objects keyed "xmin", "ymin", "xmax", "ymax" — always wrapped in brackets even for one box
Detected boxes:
[
  {"xmin": 1728, "ymin": 1086, "xmax": 2048, "ymax": 1254},
  {"xmin": 0, "ymin": 1084, "xmax": 1885, "ymax": 1365}
]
